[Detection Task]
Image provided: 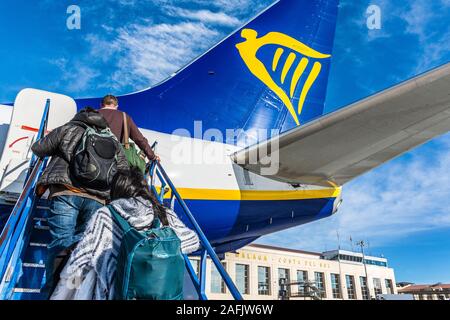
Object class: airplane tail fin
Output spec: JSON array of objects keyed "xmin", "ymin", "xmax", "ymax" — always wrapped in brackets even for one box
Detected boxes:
[{"xmin": 78, "ymin": 0, "xmax": 339, "ymax": 146}]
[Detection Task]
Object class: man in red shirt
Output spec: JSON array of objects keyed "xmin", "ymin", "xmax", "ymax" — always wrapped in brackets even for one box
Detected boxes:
[{"xmin": 98, "ymin": 95, "xmax": 160, "ymax": 162}]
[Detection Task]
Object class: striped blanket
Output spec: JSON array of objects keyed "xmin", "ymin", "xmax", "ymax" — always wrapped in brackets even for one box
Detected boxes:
[{"xmin": 50, "ymin": 197, "xmax": 200, "ymax": 300}]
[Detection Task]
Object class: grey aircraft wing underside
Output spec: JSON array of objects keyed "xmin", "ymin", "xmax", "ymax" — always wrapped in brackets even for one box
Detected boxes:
[{"xmin": 232, "ymin": 63, "xmax": 450, "ymax": 187}]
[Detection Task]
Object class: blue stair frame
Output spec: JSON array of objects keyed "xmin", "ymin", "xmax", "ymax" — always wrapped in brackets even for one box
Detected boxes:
[
  {"xmin": 0, "ymin": 99, "xmax": 50, "ymax": 300},
  {"xmin": 0, "ymin": 99, "xmax": 242, "ymax": 300},
  {"xmin": 148, "ymin": 161, "xmax": 243, "ymax": 300}
]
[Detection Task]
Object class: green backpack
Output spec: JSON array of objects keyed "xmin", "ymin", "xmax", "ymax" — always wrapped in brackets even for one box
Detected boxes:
[
  {"xmin": 108, "ymin": 205, "xmax": 185, "ymax": 300},
  {"xmin": 121, "ymin": 112, "xmax": 147, "ymax": 173}
]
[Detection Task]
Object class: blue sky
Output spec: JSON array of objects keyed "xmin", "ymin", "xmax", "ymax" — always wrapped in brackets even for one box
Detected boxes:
[{"xmin": 0, "ymin": 0, "xmax": 449, "ymax": 284}]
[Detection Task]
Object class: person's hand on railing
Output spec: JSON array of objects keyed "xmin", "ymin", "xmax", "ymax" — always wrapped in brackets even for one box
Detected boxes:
[{"xmin": 149, "ymin": 141, "xmax": 160, "ymax": 162}]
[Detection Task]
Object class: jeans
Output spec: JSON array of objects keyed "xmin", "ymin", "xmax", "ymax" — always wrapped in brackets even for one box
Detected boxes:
[{"xmin": 42, "ymin": 195, "xmax": 103, "ymax": 298}]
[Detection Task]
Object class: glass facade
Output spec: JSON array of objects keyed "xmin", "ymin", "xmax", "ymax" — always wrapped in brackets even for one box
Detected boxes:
[
  {"xmin": 297, "ymin": 270, "xmax": 308, "ymax": 295},
  {"xmin": 258, "ymin": 266, "xmax": 271, "ymax": 295},
  {"xmin": 314, "ymin": 272, "xmax": 326, "ymax": 298},
  {"xmin": 331, "ymin": 274, "xmax": 342, "ymax": 299},
  {"xmin": 189, "ymin": 247, "xmax": 393, "ymax": 299},
  {"xmin": 334, "ymin": 254, "xmax": 387, "ymax": 267},
  {"xmin": 338, "ymin": 254, "xmax": 362, "ymax": 263},
  {"xmin": 189, "ymin": 258, "xmax": 200, "ymax": 276},
  {"xmin": 236, "ymin": 264, "xmax": 250, "ymax": 295},
  {"xmin": 360, "ymin": 276, "xmax": 370, "ymax": 300},
  {"xmin": 385, "ymin": 279, "xmax": 393, "ymax": 295},
  {"xmin": 364, "ymin": 259, "xmax": 388, "ymax": 267},
  {"xmin": 278, "ymin": 268, "xmax": 291, "ymax": 296},
  {"xmin": 211, "ymin": 262, "xmax": 226, "ymax": 294},
  {"xmin": 346, "ymin": 275, "xmax": 356, "ymax": 299},
  {"xmin": 373, "ymin": 278, "xmax": 383, "ymax": 296}
]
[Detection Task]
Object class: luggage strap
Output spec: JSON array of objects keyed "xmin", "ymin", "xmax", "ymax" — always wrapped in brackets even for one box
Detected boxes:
[{"xmin": 107, "ymin": 204, "xmax": 161, "ymax": 234}]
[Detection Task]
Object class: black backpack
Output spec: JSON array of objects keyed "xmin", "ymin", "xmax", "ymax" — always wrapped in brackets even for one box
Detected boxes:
[{"xmin": 70, "ymin": 122, "xmax": 120, "ymax": 191}]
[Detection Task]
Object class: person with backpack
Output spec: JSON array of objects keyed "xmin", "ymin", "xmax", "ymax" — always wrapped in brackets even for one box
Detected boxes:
[
  {"xmin": 50, "ymin": 167, "xmax": 200, "ymax": 300},
  {"xmin": 98, "ymin": 95, "xmax": 161, "ymax": 171},
  {"xmin": 31, "ymin": 107, "xmax": 129, "ymax": 298}
]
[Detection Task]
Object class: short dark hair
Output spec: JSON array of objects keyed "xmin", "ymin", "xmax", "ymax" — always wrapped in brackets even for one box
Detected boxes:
[
  {"xmin": 110, "ymin": 166, "xmax": 169, "ymax": 226},
  {"xmin": 102, "ymin": 95, "xmax": 118, "ymax": 107},
  {"xmin": 79, "ymin": 106, "xmax": 97, "ymax": 113}
]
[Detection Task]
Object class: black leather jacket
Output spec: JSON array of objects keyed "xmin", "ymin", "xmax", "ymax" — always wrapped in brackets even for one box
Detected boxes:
[{"xmin": 31, "ymin": 109, "xmax": 129, "ymax": 200}]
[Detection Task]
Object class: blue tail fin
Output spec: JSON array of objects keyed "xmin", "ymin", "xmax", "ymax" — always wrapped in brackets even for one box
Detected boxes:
[{"xmin": 78, "ymin": 0, "xmax": 339, "ymax": 145}]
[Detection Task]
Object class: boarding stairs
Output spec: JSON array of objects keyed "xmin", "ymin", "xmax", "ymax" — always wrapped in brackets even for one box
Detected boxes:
[{"xmin": 0, "ymin": 94, "xmax": 242, "ymax": 300}]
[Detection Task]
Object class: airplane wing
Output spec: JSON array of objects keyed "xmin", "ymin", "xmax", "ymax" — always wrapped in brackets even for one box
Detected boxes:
[{"xmin": 231, "ymin": 63, "xmax": 450, "ymax": 187}]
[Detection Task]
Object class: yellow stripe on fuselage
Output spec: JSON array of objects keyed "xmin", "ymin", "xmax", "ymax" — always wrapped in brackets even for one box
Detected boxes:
[{"xmin": 157, "ymin": 187, "xmax": 341, "ymax": 201}]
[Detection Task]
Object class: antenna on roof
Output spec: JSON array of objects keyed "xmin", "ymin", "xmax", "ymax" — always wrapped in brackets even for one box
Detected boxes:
[{"xmin": 336, "ymin": 230, "xmax": 341, "ymax": 250}]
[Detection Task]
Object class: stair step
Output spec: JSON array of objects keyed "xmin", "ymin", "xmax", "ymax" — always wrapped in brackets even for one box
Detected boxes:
[
  {"xmin": 36, "ymin": 206, "xmax": 50, "ymax": 210},
  {"xmin": 22, "ymin": 240, "xmax": 48, "ymax": 267},
  {"xmin": 13, "ymin": 288, "xmax": 41, "ymax": 294},
  {"xmin": 11, "ymin": 292, "xmax": 47, "ymax": 300},
  {"xmin": 14, "ymin": 263, "xmax": 46, "ymax": 292},
  {"xmin": 29, "ymin": 242, "xmax": 48, "ymax": 248},
  {"xmin": 34, "ymin": 225, "xmax": 50, "ymax": 231},
  {"xmin": 22, "ymin": 262, "xmax": 45, "ymax": 268},
  {"xmin": 30, "ymin": 227, "xmax": 51, "ymax": 243},
  {"xmin": 34, "ymin": 208, "xmax": 50, "ymax": 219}
]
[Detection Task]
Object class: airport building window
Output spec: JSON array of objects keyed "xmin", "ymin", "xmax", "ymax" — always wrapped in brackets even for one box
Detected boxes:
[
  {"xmin": 236, "ymin": 264, "xmax": 250, "ymax": 295},
  {"xmin": 278, "ymin": 268, "xmax": 291, "ymax": 296},
  {"xmin": 346, "ymin": 275, "xmax": 356, "ymax": 299},
  {"xmin": 211, "ymin": 262, "xmax": 227, "ymax": 294},
  {"xmin": 360, "ymin": 276, "xmax": 370, "ymax": 300},
  {"xmin": 339, "ymin": 254, "xmax": 362, "ymax": 263},
  {"xmin": 373, "ymin": 278, "xmax": 383, "ymax": 296},
  {"xmin": 297, "ymin": 270, "xmax": 308, "ymax": 294},
  {"xmin": 189, "ymin": 258, "xmax": 200, "ymax": 276},
  {"xmin": 331, "ymin": 273, "xmax": 342, "ymax": 299},
  {"xmin": 258, "ymin": 266, "xmax": 271, "ymax": 296},
  {"xmin": 364, "ymin": 259, "xmax": 387, "ymax": 267},
  {"xmin": 385, "ymin": 279, "xmax": 393, "ymax": 295},
  {"xmin": 314, "ymin": 272, "xmax": 326, "ymax": 298}
]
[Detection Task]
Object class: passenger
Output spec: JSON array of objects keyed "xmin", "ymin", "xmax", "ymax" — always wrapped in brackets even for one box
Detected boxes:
[
  {"xmin": 98, "ymin": 94, "xmax": 161, "ymax": 163},
  {"xmin": 50, "ymin": 167, "xmax": 200, "ymax": 300},
  {"xmin": 31, "ymin": 107, "xmax": 129, "ymax": 298}
]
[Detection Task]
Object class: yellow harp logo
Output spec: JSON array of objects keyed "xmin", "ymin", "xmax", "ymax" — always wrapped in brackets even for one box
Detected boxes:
[{"xmin": 236, "ymin": 29, "xmax": 331, "ymax": 126}]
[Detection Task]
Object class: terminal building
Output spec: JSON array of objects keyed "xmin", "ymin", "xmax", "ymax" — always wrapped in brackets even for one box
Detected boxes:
[
  {"xmin": 397, "ymin": 283, "xmax": 450, "ymax": 300},
  {"xmin": 189, "ymin": 244, "xmax": 397, "ymax": 300}
]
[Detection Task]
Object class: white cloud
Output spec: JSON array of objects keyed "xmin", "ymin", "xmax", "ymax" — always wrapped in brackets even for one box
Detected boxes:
[
  {"xmin": 382, "ymin": 0, "xmax": 449, "ymax": 72},
  {"xmin": 95, "ymin": 21, "xmax": 220, "ymax": 90},
  {"xmin": 258, "ymin": 134, "xmax": 450, "ymax": 253},
  {"xmin": 189, "ymin": 0, "xmax": 267, "ymax": 15},
  {"xmin": 46, "ymin": 0, "xmax": 272, "ymax": 95},
  {"xmin": 87, "ymin": 1, "xmax": 272, "ymax": 92},
  {"xmin": 166, "ymin": 7, "xmax": 241, "ymax": 27},
  {"xmin": 49, "ymin": 58, "xmax": 101, "ymax": 92},
  {"xmin": 415, "ymin": 29, "xmax": 450, "ymax": 72},
  {"xmin": 401, "ymin": 2, "xmax": 450, "ymax": 73},
  {"xmin": 398, "ymin": 0, "xmax": 434, "ymax": 41}
]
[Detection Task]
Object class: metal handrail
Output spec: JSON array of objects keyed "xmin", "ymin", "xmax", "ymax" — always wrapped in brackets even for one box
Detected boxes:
[
  {"xmin": 27, "ymin": 99, "xmax": 50, "ymax": 180},
  {"xmin": 0, "ymin": 99, "xmax": 50, "ymax": 295},
  {"xmin": 148, "ymin": 161, "xmax": 243, "ymax": 300},
  {"xmin": 0, "ymin": 159, "xmax": 45, "ymax": 278},
  {"xmin": 146, "ymin": 165, "xmax": 207, "ymax": 300}
]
